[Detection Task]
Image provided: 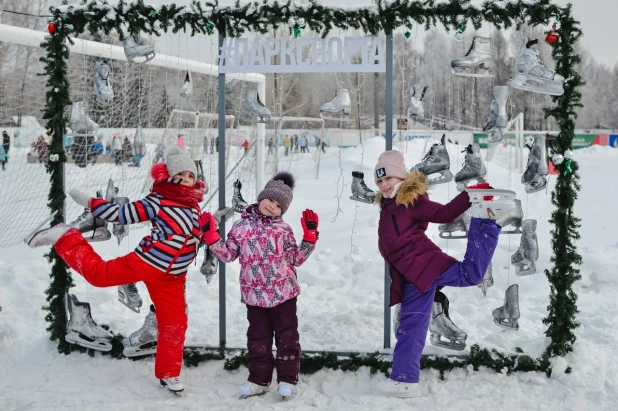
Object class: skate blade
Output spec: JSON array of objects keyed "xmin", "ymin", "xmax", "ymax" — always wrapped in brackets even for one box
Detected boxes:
[
  {"xmin": 508, "ymin": 77, "xmax": 564, "ymax": 96},
  {"xmin": 239, "ymin": 390, "xmax": 269, "ymax": 400},
  {"xmin": 430, "ymin": 335, "xmax": 466, "ymax": 351},
  {"xmin": 499, "ymin": 227, "xmax": 523, "ymax": 235},
  {"xmin": 493, "ymin": 318, "xmax": 519, "ymax": 331},
  {"xmin": 65, "ymin": 332, "xmax": 113, "ymax": 352},
  {"xmin": 24, "ymin": 213, "xmax": 59, "ymax": 246},
  {"xmin": 118, "ymin": 296, "xmax": 141, "ymax": 314},
  {"xmin": 451, "ymin": 67, "xmax": 494, "ymax": 78},
  {"xmin": 466, "ymin": 188, "xmax": 516, "ymax": 203},
  {"xmin": 349, "ymin": 195, "xmax": 375, "ymax": 204},
  {"xmin": 438, "ymin": 231, "xmax": 467, "ymax": 240},
  {"xmin": 123, "ymin": 343, "xmax": 157, "ymax": 357},
  {"xmin": 515, "ymin": 266, "xmax": 537, "ymax": 276},
  {"xmin": 128, "ymin": 53, "xmax": 156, "ymax": 66},
  {"xmin": 320, "ymin": 112, "xmax": 355, "ymax": 122},
  {"xmin": 524, "ymin": 181, "xmax": 547, "ymax": 194}
]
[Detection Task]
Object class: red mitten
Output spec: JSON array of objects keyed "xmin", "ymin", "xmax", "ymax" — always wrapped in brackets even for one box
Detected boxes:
[
  {"xmin": 301, "ymin": 209, "xmax": 319, "ymax": 243},
  {"xmin": 467, "ymin": 182, "xmax": 494, "ymax": 200},
  {"xmin": 199, "ymin": 212, "xmax": 220, "ymax": 245}
]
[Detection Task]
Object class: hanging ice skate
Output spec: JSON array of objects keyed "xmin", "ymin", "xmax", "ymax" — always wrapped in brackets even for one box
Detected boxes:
[
  {"xmin": 410, "ymin": 134, "xmax": 454, "ymax": 185},
  {"xmin": 94, "ymin": 59, "xmax": 114, "ymax": 106},
  {"xmin": 429, "ymin": 291, "xmax": 467, "ymax": 351},
  {"xmin": 522, "ymin": 134, "xmax": 549, "ymax": 193},
  {"xmin": 69, "ymin": 101, "xmax": 99, "ymax": 136},
  {"xmin": 123, "ymin": 34, "xmax": 155, "ymax": 65},
  {"xmin": 492, "ymin": 284, "xmax": 520, "ymax": 331},
  {"xmin": 350, "ymin": 171, "xmax": 376, "ymax": 204},
  {"xmin": 466, "ymin": 188, "xmax": 524, "ymax": 234},
  {"xmin": 232, "ymin": 179, "xmax": 248, "ymax": 213},
  {"xmin": 455, "ymin": 143, "xmax": 487, "ymax": 190},
  {"xmin": 123, "ymin": 304, "xmax": 158, "ymax": 357},
  {"xmin": 200, "ymin": 246, "xmax": 218, "ymax": 284},
  {"xmin": 511, "ymin": 219, "xmax": 539, "ymax": 276},
  {"xmin": 319, "ymin": 88, "xmax": 354, "ymax": 121},
  {"xmin": 68, "ymin": 191, "xmax": 111, "ymax": 242},
  {"xmin": 407, "ymin": 83, "xmax": 428, "ymax": 119},
  {"xmin": 179, "ymin": 71, "xmax": 193, "ymax": 98},
  {"xmin": 450, "ymin": 36, "xmax": 494, "ymax": 78},
  {"xmin": 482, "ymin": 86, "xmax": 509, "ymax": 143},
  {"xmin": 478, "ymin": 262, "xmax": 494, "ymax": 296},
  {"xmin": 509, "ymin": 39, "xmax": 564, "ymax": 96},
  {"xmin": 65, "ymin": 293, "xmax": 113, "ymax": 351},
  {"xmin": 118, "ymin": 283, "xmax": 143, "ymax": 313},
  {"xmin": 242, "ymin": 90, "xmax": 271, "ymax": 123},
  {"xmin": 111, "ymin": 197, "xmax": 129, "ymax": 245},
  {"xmin": 438, "ymin": 209, "xmax": 470, "ymax": 239}
]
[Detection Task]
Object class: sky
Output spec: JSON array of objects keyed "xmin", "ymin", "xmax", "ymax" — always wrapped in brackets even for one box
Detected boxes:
[{"xmin": 142, "ymin": 0, "xmax": 618, "ymax": 69}]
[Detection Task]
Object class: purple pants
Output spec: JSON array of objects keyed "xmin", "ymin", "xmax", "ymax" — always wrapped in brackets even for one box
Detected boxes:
[
  {"xmin": 390, "ymin": 218, "xmax": 501, "ymax": 383},
  {"xmin": 246, "ymin": 297, "xmax": 301, "ymax": 386}
]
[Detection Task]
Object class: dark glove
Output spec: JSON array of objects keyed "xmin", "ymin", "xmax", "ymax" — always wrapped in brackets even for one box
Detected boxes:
[
  {"xmin": 301, "ymin": 209, "xmax": 319, "ymax": 243},
  {"xmin": 198, "ymin": 212, "xmax": 221, "ymax": 245}
]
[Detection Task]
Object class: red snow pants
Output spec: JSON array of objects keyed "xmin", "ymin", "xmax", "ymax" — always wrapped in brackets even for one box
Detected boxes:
[{"xmin": 55, "ymin": 228, "xmax": 188, "ymax": 380}]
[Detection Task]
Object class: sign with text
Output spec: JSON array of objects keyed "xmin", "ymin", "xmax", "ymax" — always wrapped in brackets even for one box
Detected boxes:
[{"xmin": 218, "ymin": 36, "xmax": 386, "ymax": 73}]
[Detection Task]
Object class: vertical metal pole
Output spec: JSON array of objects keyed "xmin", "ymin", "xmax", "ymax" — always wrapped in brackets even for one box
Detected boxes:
[
  {"xmin": 384, "ymin": 32, "xmax": 393, "ymax": 349},
  {"xmin": 256, "ymin": 81, "xmax": 266, "ymax": 191},
  {"xmin": 217, "ymin": 33, "xmax": 227, "ymax": 346},
  {"xmin": 374, "ymin": 72, "xmax": 379, "ymax": 131}
]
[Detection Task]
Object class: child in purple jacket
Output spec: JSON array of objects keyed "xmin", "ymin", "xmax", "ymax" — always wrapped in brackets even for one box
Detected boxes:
[{"xmin": 373, "ymin": 150, "xmax": 514, "ymax": 398}]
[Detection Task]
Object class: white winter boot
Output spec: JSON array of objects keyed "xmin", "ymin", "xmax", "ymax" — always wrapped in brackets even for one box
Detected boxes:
[
  {"xmin": 376, "ymin": 379, "xmax": 421, "ymax": 398},
  {"xmin": 160, "ymin": 376, "xmax": 184, "ymax": 395},
  {"xmin": 278, "ymin": 382, "xmax": 297, "ymax": 398},
  {"xmin": 239, "ymin": 381, "xmax": 269, "ymax": 399}
]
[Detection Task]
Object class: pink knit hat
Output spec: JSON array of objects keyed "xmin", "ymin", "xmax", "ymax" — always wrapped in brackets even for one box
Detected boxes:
[{"xmin": 374, "ymin": 150, "xmax": 408, "ymax": 184}]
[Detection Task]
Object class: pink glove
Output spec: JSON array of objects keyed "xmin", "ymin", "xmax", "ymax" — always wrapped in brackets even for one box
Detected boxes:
[{"xmin": 198, "ymin": 212, "xmax": 220, "ymax": 245}]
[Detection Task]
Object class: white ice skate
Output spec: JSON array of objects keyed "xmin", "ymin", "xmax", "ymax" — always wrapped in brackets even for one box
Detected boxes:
[
  {"xmin": 376, "ymin": 379, "xmax": 421, "ymax": 398},
  {"xmin": 69, "ymin": 101, "xmax": 99, "ymax": 137},
  {"xmin": 493, "ymin": 284, "xmax": 520, "ymax": 331},
  {"xmin": 123, "ymin": 35, "xmax": 155, "ymax": 65},
  {"xmin": 239, "ymin": 381, "xmax": 269, "ymax": 399},
  {"xmin": 407, "ymin": 83, "xmax": 428, "ymax": 119},
  {"xmin": 483, "ymin": 86, "xmax": 509, "ymax": 144},
  {"xmin": 180, "ymin": 71, "xmax": 193, "ymax": 98},
  {"xmin": 522, "ymin": 134, "xmax": 549, "ymax": 193},
  {"xmin": 320, "ymin": 88, "xmax": 353, "ymax": 121},
  {"xmin": 123, "ymin": 304, "xmax": 158, "ymax": 357},
  {"xmin": 451, "ymin": 36, "xmax": 494, "ymax": 78},
  {"xmin": 465, "ymin": 188, "xmax": 524, "ymax": 234},
  {"xmin": 350, "ymin": 171, "xmax": 376, "ymax": 204},
  {"xmin": 509, "ymin": 39, "xmax": 564, "ymax": 96},
  {"xmin": 118, "ymin": 283, "xmax": 142, "ymax": 313},
  {"xmin": 94, "ymin": 59, "xmax": 114, "ymax": 106},
  {"xmin": 429, "ymin": 291, "xmax": 467, "ymax": 351},
  {"xmin": 242, "ymin": 90, "xmax": 271, "ymax": 123},
  {"xmin": 160, "ymin": 376, "xmax": 184, "ymax": 396},
  {"xmin": 511, "ymin": 219, "xmax": 539, "ymax": 276},
  {"xmin": 438, "ymin": 209, "xmax": 470, "ymax": 240},
  {"xmin": 65, "ymin": 293, "xmax": 113, "ymax": 352}
]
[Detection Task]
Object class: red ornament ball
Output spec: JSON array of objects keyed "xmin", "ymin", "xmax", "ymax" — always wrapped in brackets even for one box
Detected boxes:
[
  {"xmin": 48, "ymin": 22, "xmax": 56, "ymax": 34},
  {"xmin": 545, "ymin": 32, "xmax": 559, "ymax": 45}
]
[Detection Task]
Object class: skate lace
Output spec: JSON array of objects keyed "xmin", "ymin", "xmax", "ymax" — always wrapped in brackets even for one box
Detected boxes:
[
  {"xmin": 420, "ymin": 144, "xmax": 439, "ymax": 165},
  {"xmin": 69, "ymin": 208, "xmax": 89, "ymax": 226},
  {"xmin": 127, "ymin": 283, "xmax": 139, "ymax": 297}
]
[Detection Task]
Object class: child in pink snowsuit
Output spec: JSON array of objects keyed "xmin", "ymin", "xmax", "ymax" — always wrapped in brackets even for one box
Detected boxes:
[{"xmin": 200, "ymin": 172, "xmax": 319, "ymax": 399}]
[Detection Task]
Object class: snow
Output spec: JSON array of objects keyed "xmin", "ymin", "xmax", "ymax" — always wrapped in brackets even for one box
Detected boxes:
[{"xmin": 2, "ymin": 136, "xmax": 618, "ymax": 409}]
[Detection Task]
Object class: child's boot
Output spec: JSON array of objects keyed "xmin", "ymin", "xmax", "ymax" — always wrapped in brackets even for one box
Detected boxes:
[
  {"xmin": 25, "ymin": 221, "xmax": 68, "ymax": 248},
  {"xmin": 278, "ymin": 382, "xmax": 297, "ymax": 398},
  {"xmin": 239, "ymin": 381, "xmax": 269, "ymax": 399},
  {"xmin": 376, "ymin": 379, "xmax": 421, "ymax": 398},
  {"xmin": 160, "ymin": 376, "xmax": 184, "ymax": 396}
]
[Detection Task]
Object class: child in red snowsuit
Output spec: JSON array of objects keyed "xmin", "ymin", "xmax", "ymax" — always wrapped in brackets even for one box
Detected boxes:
[
  {"xmin": 199, "ymin": 172, "xmax": 319, "ymax": 399},
  {"xmin": 27, "ymin": 146, "xmax": 206, "ymax": 395}
]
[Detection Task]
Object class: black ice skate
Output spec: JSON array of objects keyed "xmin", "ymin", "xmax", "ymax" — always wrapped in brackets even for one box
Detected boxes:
[
  {"xmin": 65, "ymin": 293, "xmax": 113, "ymax": 351},
  {"xmin": 200, "ymin": 246, "xmax": 218, "ymax": 284},
  {"xmin": 410, "ymin": 134, "xmax": 454, "ymax": 185},
  {"xmin": 232, "ymin": 179, "xmax": 248, "ymax": 213},
  {"xmin": 123, "ymin": 304, "xmax": 158, "ymax": 357},
  {"xmin": 350, "ymin": 171, "xmax": 376, "ymax": 204},
  {"xmin": 455, "ymin": 143, "xmax": 487, "ymax": 190},
  {"xmin": 478, "ymin": 262, "xmax": 494, "ymax": 297},
  {"xmin": 511, "ymin": 219, "xmax": 539, "ymax": 276},
  {"xmin": 118, "ymin": 283, "xmax": 143, "ymax": 313},
  {"xmin": 492, "ymin": 284, "xmax": 520, "ymax": 331},
  {"xmin": 522, "ymin": 134, "xmax": 549, "ymax": 193},
  {"xmin": 111, "ymin": 197, "xmax": 130, "ymax": 245},
  {"xmin": 429, "ymin": 291, "xmax": 467, "ymax": 351}
]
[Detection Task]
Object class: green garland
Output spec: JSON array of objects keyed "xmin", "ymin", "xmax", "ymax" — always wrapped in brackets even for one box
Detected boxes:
[{"xmin": 41, "ymin": 0, "xmax": 582, "ymax": 376}]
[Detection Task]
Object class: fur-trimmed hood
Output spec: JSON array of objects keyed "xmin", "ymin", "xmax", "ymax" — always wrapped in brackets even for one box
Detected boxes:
[{"xmin": 376, "ymin": 171, "xmax": 429, "ymax": 206}]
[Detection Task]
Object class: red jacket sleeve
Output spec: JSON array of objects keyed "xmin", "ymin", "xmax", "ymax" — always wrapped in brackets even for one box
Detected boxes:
[{"xmin": 406, "ymin": 191, "xmax": 471, "ymax": 224}]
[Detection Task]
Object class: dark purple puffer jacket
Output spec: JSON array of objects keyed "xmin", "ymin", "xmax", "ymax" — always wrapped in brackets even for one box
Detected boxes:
[{"xmin": 377, "ymin": 172, "xmax": 471, "ymax": 306}]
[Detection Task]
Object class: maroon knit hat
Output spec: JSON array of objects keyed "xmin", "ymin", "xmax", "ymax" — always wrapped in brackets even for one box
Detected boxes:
[{"xmin": 257, "ymin": 172, "xmax": 295, "ymax": 215}]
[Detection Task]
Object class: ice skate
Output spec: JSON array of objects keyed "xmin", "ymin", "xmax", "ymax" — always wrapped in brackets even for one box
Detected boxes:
[
  {"xmin": 522, "ymin": 134, "xmax": 549, "ymax": 193},
  {"xmin": 455, "ymin": 143, "xmax": 487, "ymax": 190},
  {"xmin": 123, "ymin": 35, "xmax": 155, "ymax": 65},
  {"xmin": 483, "ymin": 86, "xmax": 509, "ymax": 143},
  {"xmin": 112, "ymin": 197, "xmax": 130, "ymax": 245},
  {"xmin": 69, "ymin": 101, "xmax": 99, "ymax": 136},
  {"xmin": 410, "ymin": 134, "xmax": 454, "ymax": 185},
  {"xmin": 429, "ymin": 291, "xmax": 467, "ymax": 351},
  {"xmin": 68, "ymin": 209, "xmax": 111, "ymax": 242},
  {"xmin": 180, "ymin": 71, "xmax": 193, "ymax": 98},
  {"xmin": 319, "ymin": 88, "xmax": 353, "ymax": 121},
  {"xmin": 438, "ymin": 209, "xmax": 470, "ymax": 240},
  {"xmin": 493, "ymin": 284, "xmax": 520, "ymax": 331},
  {"xmin": 350, "ymin": 171, "xmax": 376, "ymax": 204},
  {"xmin": 232, "ymin": 179, "xmax": 248, "ymax": 213},
  {"xmin": 242, "ymin": 90, "xmax": 271, "ymax": 123},
  {"xmin": 239, "ymin": 381, "xmax": 269, "ymax": 399},
  {"xmin": 278, "ymin": 382, "xmax": 297, "ymax": 399},
  {"xmin": 478, "ymin": 262, "xmax": 494, "ymax": 297},
  {"xmin": 511, "ymin": 219, "xmax": 538, "ymax": 276},
  {"xmin": 160, "ymin": 377, "xmax": 184, "ymax": 396},
  {"xmin": 65, "ymin": 293, "xmax": 113, "ymax": 352},
  {"xmin": 451, "ymin": 36, "xmax": 494, "ymax": 78},
  {"xmin": 509, "ymin": 39, "xmax": 564, "ymax": 96},
  {"xmin": 466, "ymin": 188, "xmax": 524, "ymax": 234},
  {"xmin": 94, "ymin": 59, "xmax": 114, "ymax": 106},
  {"xmin": 118, "ymin": 283, "xmax": 142, "ymax": 313},
  {"xmin": 376, "ymin": 379, "xmax": 421, "ymax": 398},
  {"xmin": 123, "ymin": 304, "xmax": 158, "ymax": 357},
  {"xmin": 25, "ymin": 219, "xmax": 67, "ymax": 248},
  {"xmin": 200, "ymin": 246, "xmax": 218, "ymax": 284},
  {"xmin": 407, "ymin": 83, "xmax": 428, "ymax": 119}
]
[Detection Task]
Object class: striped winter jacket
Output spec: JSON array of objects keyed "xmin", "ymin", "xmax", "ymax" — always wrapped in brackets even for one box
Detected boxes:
[{"xmin": 91, "ymin": 188, "xmax": 202, "ymax": 275}]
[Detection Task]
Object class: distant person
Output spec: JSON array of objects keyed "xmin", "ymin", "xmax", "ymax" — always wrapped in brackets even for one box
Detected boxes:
[
  {"xmin": 242, "ymin": 139, "xmax": 249, "ymax": 153},
  {"xmin": 299, "ymin": 135, "xmax": 308, "ymax": 153},
  {"xmin": 283, "ymin": 135, "xmax": 291, "ymax": 156},
  {"xmin": 2, "ymin": 130, "xmax": 10, "ymax": 164},
  {"xmin": 36, "ymin": 135, "xmax": 48, "ymax": 163},
  {"xmin": 177, "ymin": 134, "xmax": 185, "ymax": 149},
  {"xmin": 0, "ymin": 144, "xmax": 7, "ymax": 170}
]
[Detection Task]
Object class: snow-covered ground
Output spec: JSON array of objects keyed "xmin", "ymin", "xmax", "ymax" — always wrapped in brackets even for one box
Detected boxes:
[{"xmin": 1, "ymin": 137, "xmax": 617, "ymax": 410}]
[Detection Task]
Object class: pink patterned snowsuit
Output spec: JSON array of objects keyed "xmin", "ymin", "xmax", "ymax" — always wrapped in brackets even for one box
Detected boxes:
[{"xmin": 209, "ymin": 204, "xmax": 315, "ymax": 386}]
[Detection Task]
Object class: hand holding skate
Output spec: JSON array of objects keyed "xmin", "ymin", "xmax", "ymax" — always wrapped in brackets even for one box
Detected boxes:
[
  {"xmin": 301, "ymin": 209, "xmax": 319, "ymax": 243},
  {"xmin": 69, "ymin": 189, "xmax": 92, "ymax": 208},
  {"xmin": 199, "ymin": 212, "xmax": 220, "ymax": 245}
]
